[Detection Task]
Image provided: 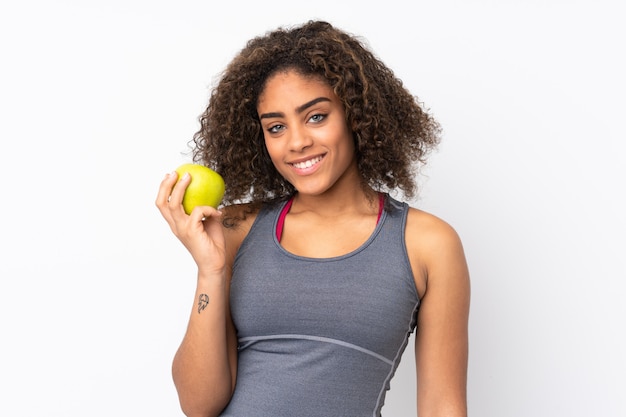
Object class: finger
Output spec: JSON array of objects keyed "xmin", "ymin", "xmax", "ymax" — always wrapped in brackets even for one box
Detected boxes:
[
  {"xmin": 189, "ymin": 205, "xmax": 223, "ymax": 223},
  {"xmin": 168, "ymin": 171, "xmax": 191, "ymax": 210},
  {"xmin": 155, "ymin": 171, "xmax": 179, "ymax": 209},
  {"xmin": 190, "ymin": 206, "xmax": 225, "ymax": 245}
]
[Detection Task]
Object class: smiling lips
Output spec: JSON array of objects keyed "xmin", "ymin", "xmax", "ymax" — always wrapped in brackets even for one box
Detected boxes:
[{"xmin": 291, "ymin": 155, "xmax": 324, "ymax": 170}]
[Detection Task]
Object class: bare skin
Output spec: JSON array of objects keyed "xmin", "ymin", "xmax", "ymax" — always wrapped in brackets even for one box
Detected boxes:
[
  {"xmin": 407, "ymin": 209, "xmax": 470, "ymax": 416},
  {"xmin": 156, "ymin": 171, "xmax": 243, "ymax": 417},
  {"xmin": 157, "ymin": 70, "xmax": 470, "ymax": 417}
]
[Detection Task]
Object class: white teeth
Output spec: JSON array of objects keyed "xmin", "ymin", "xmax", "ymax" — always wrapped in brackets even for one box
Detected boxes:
[{"xmin": 293, "ymin": 156, "xmax": 322, "ymax": 169}]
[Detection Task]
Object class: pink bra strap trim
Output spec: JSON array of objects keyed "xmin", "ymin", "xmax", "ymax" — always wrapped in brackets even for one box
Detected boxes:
[
  {"xmin": 376, "ymin": 192, "xmax": 385, "ymax": 223},
  {"xmin": 276, "ymin": 197, "xmax": 294, "ymax": 241},
  {"xmin": 275, "ymin": 193, "xmax": 386, "ymax": 242}
]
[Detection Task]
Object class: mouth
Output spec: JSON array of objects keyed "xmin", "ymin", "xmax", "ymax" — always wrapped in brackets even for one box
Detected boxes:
[{"xmin": 290, "ymin": 155, "xmax": 324, "ymax": 169}]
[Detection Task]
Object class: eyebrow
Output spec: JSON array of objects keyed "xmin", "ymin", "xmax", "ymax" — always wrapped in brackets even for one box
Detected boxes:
[{"xmin": 259, "ymin": 97, "xmax": 331, "ymax": 120}]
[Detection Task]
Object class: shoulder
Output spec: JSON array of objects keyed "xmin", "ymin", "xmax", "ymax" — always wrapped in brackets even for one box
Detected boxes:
[
  {"xmin": 404, "ymin": 207, "xmax": 469, "ymax": 297},
  {"xmin": 221, "ymin": 202, "xmax": 260, "ymax": 228},
  {"xmin": 221, "ymin": 203, "xmax": 260, "ymax": 267},
  {"xmin": 405, "ymin": 208, "xmax": 464, "ymax": 254}
]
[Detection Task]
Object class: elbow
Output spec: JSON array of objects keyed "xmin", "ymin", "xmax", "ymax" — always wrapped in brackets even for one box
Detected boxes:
[
  {"xmin": 175, "ymin": 384, "xmax": 233, "ymax": 417},
  {"xmin": 179, "ymin": 401, "xmax": 227, "ymax": 417}
]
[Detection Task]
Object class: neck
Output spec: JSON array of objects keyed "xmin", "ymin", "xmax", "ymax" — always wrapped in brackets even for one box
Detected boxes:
[{"xmin": 291, "ymin": 183, "xmax": 379, "ymax": 217}]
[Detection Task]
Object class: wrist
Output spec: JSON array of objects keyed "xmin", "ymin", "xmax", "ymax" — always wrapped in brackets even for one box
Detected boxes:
[{"xmin": 196, "ymin": 268, "xmax": 227, "ymax": 286}]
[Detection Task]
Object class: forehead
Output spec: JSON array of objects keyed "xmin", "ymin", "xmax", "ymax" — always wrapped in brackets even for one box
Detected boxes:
[{"xmin": 257, "ymin": 70, "xmax": 335, "ymax": 109}]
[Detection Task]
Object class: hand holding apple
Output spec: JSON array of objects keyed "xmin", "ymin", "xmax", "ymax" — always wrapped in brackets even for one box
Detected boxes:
[{"xmin": 175, "ymin": 163, "xmax": 225, "ymax": 214}]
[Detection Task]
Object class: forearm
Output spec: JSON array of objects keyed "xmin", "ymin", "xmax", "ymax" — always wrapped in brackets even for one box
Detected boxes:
[
  {"xmin": 172, "ymin": 271, "xmax": 236, "ymax": 417},
  {"xmin": 416, "ymin": 389, "xmax": 467, "ymax": 417}
]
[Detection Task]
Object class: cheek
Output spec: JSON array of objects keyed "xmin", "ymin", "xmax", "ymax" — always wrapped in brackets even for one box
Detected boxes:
[
  {"xmin": 263, "ymin": 138, "xmax": 284, "ymax": 170},
  {"xmin": 337, "ymin": 129, "xmax": 356, "ymax": 156},
  {"xmin": 263, "ymin": 136, "xmax": 276, "ymax": 159}
]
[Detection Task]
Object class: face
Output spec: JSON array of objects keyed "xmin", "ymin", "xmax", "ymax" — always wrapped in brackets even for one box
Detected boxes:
[{"xmin": 257, "ymin": 70, "xmax": 357, "ymax": 196}]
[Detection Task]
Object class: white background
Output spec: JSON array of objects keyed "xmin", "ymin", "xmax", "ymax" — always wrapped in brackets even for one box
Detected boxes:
[{"xmin": 1, "ymin": 1, "xmax": 624, "ymax": 416}]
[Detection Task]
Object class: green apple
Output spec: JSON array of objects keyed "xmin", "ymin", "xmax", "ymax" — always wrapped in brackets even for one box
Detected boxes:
[{"xmin": 175, "ymin": 163, "xmax": 225, "ymax": 214}]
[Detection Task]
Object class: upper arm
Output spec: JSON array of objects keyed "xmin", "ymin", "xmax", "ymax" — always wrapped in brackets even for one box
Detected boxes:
[
  {"xmin": 406, "ymin": 210, "xmax": 470, "ymax": 416},
  {"xmin": 221, "ymin": 204, "xmax": 258, "ymax": 393}
]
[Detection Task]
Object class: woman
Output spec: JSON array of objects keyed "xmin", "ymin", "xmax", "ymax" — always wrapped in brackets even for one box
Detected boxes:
[{"xmin": 156, "ymin": 20, "xmax": 470, "ymax": 417}]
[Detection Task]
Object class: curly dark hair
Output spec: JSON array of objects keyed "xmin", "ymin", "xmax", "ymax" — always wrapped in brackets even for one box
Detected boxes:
[{"xmin": 191, "ymin": 20, "xmax": 441, "ymax": 206}]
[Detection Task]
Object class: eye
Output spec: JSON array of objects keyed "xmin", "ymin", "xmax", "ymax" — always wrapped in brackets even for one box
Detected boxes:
[
  {"xmin": 308, "ymin": 113, "xmax": 326, "ymax": 123},
  {"xmin": 267, "ymin": 124, "xmax": 284, "ymax": 134}
]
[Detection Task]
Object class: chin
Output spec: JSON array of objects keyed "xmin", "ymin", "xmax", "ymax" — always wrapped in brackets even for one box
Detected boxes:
[{"xmin": 291, "ymin": 182, "xmax": 327, "ymax": 196}]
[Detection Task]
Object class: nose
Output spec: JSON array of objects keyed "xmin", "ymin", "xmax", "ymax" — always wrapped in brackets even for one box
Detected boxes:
[{"xmin": 288, "ymin": 125, "xmax": 313, "ymax": 152}]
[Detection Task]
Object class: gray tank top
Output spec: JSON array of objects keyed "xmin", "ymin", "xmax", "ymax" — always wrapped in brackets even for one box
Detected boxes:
[{"xmin": 222, "ymin": 194, "xmax": 420, "ymax": 417}]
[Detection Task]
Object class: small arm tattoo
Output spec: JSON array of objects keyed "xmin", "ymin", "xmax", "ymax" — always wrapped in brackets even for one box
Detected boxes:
[{"xmin": 197, "ymin": 293, "xmax": 209, "ymax": 314}]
